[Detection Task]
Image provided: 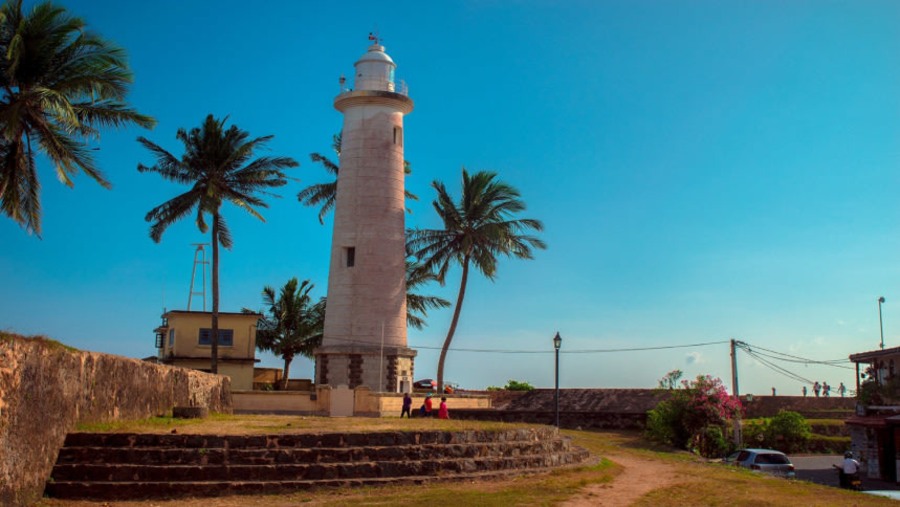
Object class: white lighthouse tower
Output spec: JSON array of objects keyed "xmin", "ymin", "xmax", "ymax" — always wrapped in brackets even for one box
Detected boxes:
[{"xmin": 315, "ymin": 39, "xmax": 416, "ymax": 393}]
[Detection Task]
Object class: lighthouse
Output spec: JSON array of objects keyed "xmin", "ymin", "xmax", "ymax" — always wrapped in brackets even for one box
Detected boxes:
[{"xmin": 315, "ymin": 39, "xmax": 416, "ymax": 393}]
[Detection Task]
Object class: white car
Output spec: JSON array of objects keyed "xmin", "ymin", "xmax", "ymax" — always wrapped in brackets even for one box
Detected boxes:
[{"xmin": 727, "ymin": 449, "xmax": 796, "ymax": 478}]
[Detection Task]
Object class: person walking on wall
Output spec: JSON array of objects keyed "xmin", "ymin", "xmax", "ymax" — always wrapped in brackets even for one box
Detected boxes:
[
  {"xmin": 802, "ymin": 385, "xmax": 807, "ymax": 397},
  {"xmin": 823, "ymin": 382, "xmax": 831, "ymax": 397},
  {"xmin": 839, "ymin": 382, "xmax": 847, "ymax": 397},
  {"xmin": 813, "ymin": 381, "xmax": 821, "ymax": 397},
  {"xmin": 438, "ymin": 396, "xmax": 450, "ymax": 419},
  {"xmin": 401, "ymin": 392, "xmax": 412, "ymax": 418}
]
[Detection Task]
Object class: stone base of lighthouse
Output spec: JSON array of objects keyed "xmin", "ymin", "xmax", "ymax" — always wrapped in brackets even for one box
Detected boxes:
[{"xmin": 315, "ymin": 346, "xmax": 417, "ymax": 393}]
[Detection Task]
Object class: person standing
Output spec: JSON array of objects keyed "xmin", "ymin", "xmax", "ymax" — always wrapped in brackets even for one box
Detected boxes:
[
  {"xmin": 772, "ymin": 387, "xmax": 776, "ymax": 396},
  {"xmin": 823, "ymin": 382, "xmax": 831, "ymax": 397},
  {"xmin": 802, "ymin": 386, "xmax": 808, "ymax": 397},
  {"xmin": 839, "ymin": 382, "xmax": 847, "ymax": 397},
  {"xmin": 813, "ymin": 381, "xmax": 821, "ymax": 397},
  {"xmin": 438, "ymin": 396, "xmax": 450, "ymax": 419},
  {"xmin": 401, "ymin": 392, "xmax": 412, "ymax": 418},
  {"xmin": 424, "ymin": 393, "xmax": 434, "ymax": 417}
]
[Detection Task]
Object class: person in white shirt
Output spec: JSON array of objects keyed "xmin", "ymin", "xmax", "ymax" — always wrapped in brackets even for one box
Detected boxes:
[{"xmin": 835, "ymin": 451, "xmax": 860, "ymax": 488}]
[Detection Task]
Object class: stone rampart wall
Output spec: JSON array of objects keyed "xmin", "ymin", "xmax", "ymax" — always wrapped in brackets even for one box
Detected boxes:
[{"xmin": 0, "ymin": 334, "xmax": 232, "ymax": 507}]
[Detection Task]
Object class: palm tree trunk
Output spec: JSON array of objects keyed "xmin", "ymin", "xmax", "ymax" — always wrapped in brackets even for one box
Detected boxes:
[
  {"xmin": 282, "ymin": 355, "xmax": 293, "ymax": 391},
  {"xmin": 210, "ymin": 215, "xmax": 220, "ymax": 374},
  {"xmin": 437, "ymin": 256, "xmax": 470, "ymax": 393}
]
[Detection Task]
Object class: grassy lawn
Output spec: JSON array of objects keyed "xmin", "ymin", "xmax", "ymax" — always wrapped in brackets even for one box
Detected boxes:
[{"xmin": 39, "ymin": 416, "xmax": 894, "ymax": 506}]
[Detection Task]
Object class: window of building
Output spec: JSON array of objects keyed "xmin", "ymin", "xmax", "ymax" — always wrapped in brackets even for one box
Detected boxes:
[
  {"xmin": 168, "ymin": 329, "xmax": 175, "ymax": 347},
  {"xmin": 393, "ymin": 126, "xmax": 402, "ymax": 146},
  {"xmin": 199, "ymin": 328, "xmax": 234, "ymax": 347},
  {"xmin": 346, "ymin": 247, "xmax": 355, "ymax": 267}
]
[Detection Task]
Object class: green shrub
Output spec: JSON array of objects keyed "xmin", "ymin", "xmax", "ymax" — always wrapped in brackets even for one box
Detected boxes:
[
  {"xmin": 742, "ymin": 410, "xmax": 812, "ymax": 453},
  {"xmin": 505, "ymin": 380, "xmax": 535, "ymax": 391},
  {"xmin": 645, "ymin": 374, "xmax": 742, "ymax": 457}
]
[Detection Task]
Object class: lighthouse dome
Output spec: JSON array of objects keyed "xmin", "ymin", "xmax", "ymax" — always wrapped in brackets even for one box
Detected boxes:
[{"xmin": 354, "ymin": 44, "xmax": 396, "ymax": 92}]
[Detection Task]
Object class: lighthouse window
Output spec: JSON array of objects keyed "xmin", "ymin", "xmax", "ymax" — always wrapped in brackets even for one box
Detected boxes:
[
  {"xmin": 345, "ymin": 247, "xmax": 355, "ymax": 267},
  {"xmin": 393, "ymin": 127, "xmax": 402, "ymax": 146}
]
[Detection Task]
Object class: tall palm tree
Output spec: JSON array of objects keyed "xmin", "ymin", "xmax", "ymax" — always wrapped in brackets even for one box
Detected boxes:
[
  {"xmin": 406, "ymin": 259, "xmax": 450, "ymax": 330},
  {"xmin": 407, "ymin": 169, "xmax": 546, "ymax": 392},
  {"xmin": 0, "ymin": 0, "xmax": 155, "ymax": 235},
  {"xmin": 255, "ymin": 278, "xmax": 325, "ymax": 390},
  {"xmin": 138, "ymin": 114, "xmax": 297, "ymax": 373},
  {"xmin": 298, "ymin": 132, "xmax": 417, "ymax": 223}
]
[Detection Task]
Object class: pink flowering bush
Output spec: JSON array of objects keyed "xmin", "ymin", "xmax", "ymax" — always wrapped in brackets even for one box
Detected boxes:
[{"xmin": 646, "ymin": 373, "xmax": 743, "ymax": 457}]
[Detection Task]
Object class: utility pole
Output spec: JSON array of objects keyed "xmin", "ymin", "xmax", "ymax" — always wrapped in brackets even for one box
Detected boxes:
[{"xmin": 730, "ymin": 339, "xmax": 742, "ymax": 449}]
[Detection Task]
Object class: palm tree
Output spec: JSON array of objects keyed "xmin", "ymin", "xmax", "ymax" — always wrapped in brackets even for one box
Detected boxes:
[
  {"xmin": 406, "ymin": 259, "xmax": 450, "ymax": 330},
  {"xmin": 0, "ymin": 0, "xmax": 155, "ymax": 235},
  {"xmin": 297, "ymin": 134, "xmax": 340, "ymax": 224},
  {"xmin": 407, "ymin": 169, "xmax": 546, "ymax": 392},
  {"xmin": 298, "ymin": 132, "xmax": 417, "ymax": 223},
  {"xmin": 255, "ymin": 278, "xmax": 325, "ymax": 390},
  {"xmin": 138, "ymin": 114, "xmax": 297, "ymax": 373}
]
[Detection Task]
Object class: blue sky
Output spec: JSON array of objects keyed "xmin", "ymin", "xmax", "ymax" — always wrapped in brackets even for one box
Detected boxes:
[{"xmin": 2, "ymin": 1, "xmax": 898, "ymax": 395}]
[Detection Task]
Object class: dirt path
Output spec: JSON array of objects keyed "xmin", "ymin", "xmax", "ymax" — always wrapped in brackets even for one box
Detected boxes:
[{"xmin": 560, "ymin": 452, "xmax": 684, "ymax": 506}]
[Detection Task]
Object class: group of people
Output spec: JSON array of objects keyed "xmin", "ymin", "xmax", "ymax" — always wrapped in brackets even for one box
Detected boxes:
[
  {"xmin": 802, "ymin": 381, "xmax": 847, "ymax": 397},
  {"xmin": 400, "ymin": 392, "xmax": 449, "ymax": 419}
]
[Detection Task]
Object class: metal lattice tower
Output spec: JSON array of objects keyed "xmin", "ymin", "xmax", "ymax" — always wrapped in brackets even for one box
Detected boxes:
[{"xmin": 187, "ymin": 243, "xmax": 209, "ymax": 311}]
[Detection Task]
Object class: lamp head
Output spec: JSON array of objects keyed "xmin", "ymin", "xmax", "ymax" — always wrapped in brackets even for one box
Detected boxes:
[
  {"xmin": 879, "ymin": 296, "xmax": 886, "ymax": 304},
  {"xmin": 553, "ymin": 332, "xmax": 562, "ymax": 350}
]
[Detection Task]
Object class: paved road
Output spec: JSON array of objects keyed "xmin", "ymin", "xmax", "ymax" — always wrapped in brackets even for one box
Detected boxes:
[{"xmin": 792, "ymin": 454, "xmax": 900, "ymax": 491}]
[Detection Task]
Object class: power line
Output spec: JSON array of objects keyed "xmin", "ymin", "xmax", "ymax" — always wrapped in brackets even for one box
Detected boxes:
[
  {"xmin": 740, "ymin": 341, "xmax": 852, "ymax": 367},
  {"xmin": 409, "ymin": 339, "xmax": 730, "ymax": 354},
  {"xmin": 741, "ymin": 347, "xmax": 815, "ymax": 385}
]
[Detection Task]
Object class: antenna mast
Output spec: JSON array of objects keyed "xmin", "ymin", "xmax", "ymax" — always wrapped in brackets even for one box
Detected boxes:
[{"xmin": 187, "ymin": 243, "xmax": 209, "ymax": 311}]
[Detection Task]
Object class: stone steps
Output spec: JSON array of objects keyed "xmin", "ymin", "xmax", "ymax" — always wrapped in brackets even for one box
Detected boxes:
[{"xmin": 46, "ymin": 427, "xmax": 590, "ymax": 500}]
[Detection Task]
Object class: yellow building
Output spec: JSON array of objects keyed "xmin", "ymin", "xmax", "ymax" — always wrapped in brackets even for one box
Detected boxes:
[{"xmin": 154, "ymin": 310, "xmax": 261, "ymax": 390}]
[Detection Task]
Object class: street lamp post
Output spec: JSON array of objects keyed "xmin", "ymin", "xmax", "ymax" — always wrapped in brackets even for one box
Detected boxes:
[
  {"xmin": 879, "ymin": 296, "xmax": 886, "ymax": 349},
  {"xmin": 553, "ymin": 332, "xmax": 562, "ymax": 428}
]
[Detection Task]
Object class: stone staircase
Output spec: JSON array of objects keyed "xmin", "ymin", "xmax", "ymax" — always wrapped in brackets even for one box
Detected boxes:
[{"xmin": 46, "ymin": 427, "xmax": 590, "ymax": 500}]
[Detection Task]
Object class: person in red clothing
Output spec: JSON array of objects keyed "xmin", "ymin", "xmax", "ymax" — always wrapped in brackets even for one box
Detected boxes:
[
  {"xmin": 423, "ymin": 393, "xmax": 433, "ymax": 417},
  {"xmin": 438, "ymin": 396, "xmax": 449, "ymax": 419}
]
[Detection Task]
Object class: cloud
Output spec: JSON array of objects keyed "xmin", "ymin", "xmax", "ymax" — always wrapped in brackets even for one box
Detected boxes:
[{"xmin": 686, "ymin": 352, "xmax": 703, "ymax": 365}]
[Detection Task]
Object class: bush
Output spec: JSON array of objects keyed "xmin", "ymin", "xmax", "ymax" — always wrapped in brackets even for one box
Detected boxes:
[
  {"xmin": 742, "ymin": 410, "xmax": 811, "ymax": 453},
  {"xmin": 645, "ymin": 374, "xmax": 742, "ymax": 458},
  {"xmin": 501, "ymin": 379, "xmax": 535, "ymax": 391},
  {"xmin": 694, "ymin": 425, "xmax": 730, "ymax": 458}
]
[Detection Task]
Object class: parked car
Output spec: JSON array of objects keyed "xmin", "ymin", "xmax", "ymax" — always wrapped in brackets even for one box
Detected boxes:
[
  {"xmin": 413, "ymin": 379, "xmax": 459, "ymax": 393},
  {"xmin": 413, "ymin": 379, "xmax": 436, "ymax": 391},
  {"xmin": 728, "ymin": 449, "xmax": 796, "ymax": 478}
]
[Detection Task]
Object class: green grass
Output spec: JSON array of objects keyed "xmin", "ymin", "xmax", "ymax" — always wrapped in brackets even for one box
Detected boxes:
[
  {"xmin": 72, "ymin": 413, "xmax": 538, "ymax": 435},
  {"xmin": 0, "ymin": 332, "xmax": 79, "ymax": 352}
]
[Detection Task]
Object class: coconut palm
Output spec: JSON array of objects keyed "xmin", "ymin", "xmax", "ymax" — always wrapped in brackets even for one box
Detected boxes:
[
  {"xmin": 138, "ymin": 114, "xmax": 297, "ymax": 373},
  {"xmin": 407, "ymin": 169, "xmax": 546, "ymax": 392},
  {"xmin": 406, "ymin": 259, "xmax": 450, "ymax": 330},
  {"xmin": 297, "ymin": 133, "xmax": 340, "ymax": 224},
  {"xmin": 0, "ymin": 0, "xmax": 155, "ymax": 235},
  {"xmin": 255, "ymin": 278, "xmax": 325, "ymax": 390},
  {"xmin": 298, "ymin": 132, "xmax": 417, "ymax": 224}
]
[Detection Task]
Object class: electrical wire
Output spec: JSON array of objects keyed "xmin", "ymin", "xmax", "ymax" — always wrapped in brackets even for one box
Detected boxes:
[
  {"xmin": 741, "ymin": 347, "xmax": 815, "ymax": 385},
  {"xmin": 408, "ymin": 339, "xmax": 730, "ymax": 354},
  {"xmin": 738, "ymin": 345, "xmax": 854, "ymax": 371},
  {"xmin": 738, "ymin": 341, "xmax": 852, "ymax": 366}
]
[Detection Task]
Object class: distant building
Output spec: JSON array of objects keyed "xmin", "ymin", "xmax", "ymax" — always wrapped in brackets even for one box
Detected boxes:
[
  {"xmin": 154, "ymin": 310, "xmax": 261, "ymax": 390},
  {"xmin": 846, "ymin": 346, "xmax": 900, "ymax": 482}
]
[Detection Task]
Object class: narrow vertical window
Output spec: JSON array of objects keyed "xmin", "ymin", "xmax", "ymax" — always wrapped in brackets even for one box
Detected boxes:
[
  {"xmin": 346, "ymin": 247, "xmax": 355, "ymax": 267},
  {"xmin": 393, "ymin": 126, "xmax": 402, "ymax": 146}
]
